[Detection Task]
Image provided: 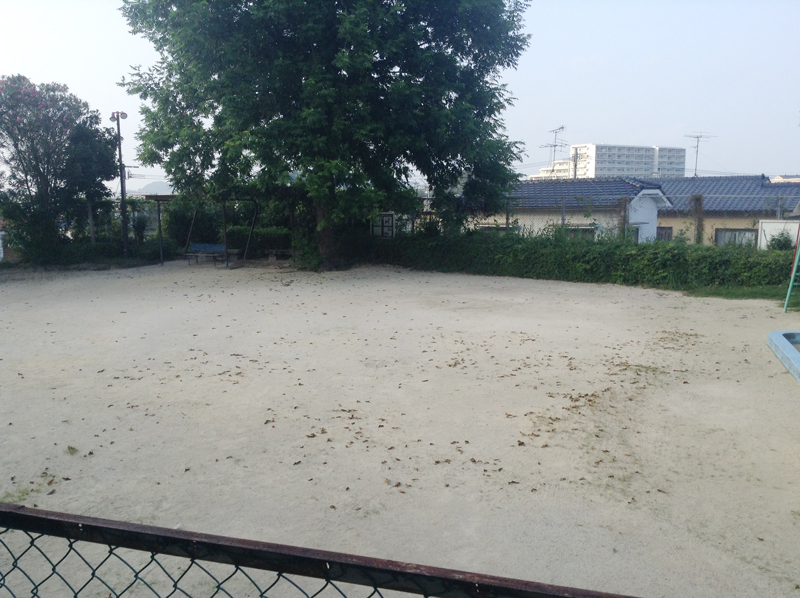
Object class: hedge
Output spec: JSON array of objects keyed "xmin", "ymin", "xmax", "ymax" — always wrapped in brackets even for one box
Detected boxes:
[
  {"xmin": 54, "ymin": 238, "xmax": 182, "ymax": 265},
  {"xmin": 369, "ymin": 231, "xmax": 795, "ymax": 289},
  {"xmin": 225, "ymin": 226, "xmax": 292, "ymax": 257}
]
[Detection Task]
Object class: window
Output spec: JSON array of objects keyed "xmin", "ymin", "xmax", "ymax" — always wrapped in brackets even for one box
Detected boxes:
[
  {"xmin": 656, "ymin": 226, "xmax": 673, "ymax": 241},
  {"xmin": 714, "ymin": 228, "xmax": 756, "ymax": 246}
]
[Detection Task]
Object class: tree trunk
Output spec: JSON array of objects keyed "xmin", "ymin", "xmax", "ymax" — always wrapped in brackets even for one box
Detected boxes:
[
  {"xmin": 690, "ymin": 193, "xmax": 704, "ymax": 245},
  {"xmin": 315, "ymin": 201, "xmax": 338, "ymax": 270},
  {"xmin": 87, "ymin": 197, "xmax": 96, "ymax": 244}
]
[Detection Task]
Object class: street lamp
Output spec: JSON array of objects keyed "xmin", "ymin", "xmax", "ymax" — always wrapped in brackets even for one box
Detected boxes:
[{"xmin": 110, "ymin": 111, "xmax": 129, "ymax": 257}]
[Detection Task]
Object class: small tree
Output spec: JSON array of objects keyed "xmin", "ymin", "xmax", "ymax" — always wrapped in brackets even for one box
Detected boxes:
[
  {"xmin": 61, "ymin": 121, "xmax": 119, "ymax": 244},
  {"xmin": 767, "ymin": 229, "xmax": 794, "ymax": 251}
]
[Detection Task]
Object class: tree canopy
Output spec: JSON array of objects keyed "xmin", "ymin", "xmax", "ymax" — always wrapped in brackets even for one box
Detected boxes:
[
  {"xmin": 123, "ymin": 0, "xmax": 530, "ymax": 267},
  {"xmin": 0, "ymin": 75, "xmax": 118, "ymax": 260}
]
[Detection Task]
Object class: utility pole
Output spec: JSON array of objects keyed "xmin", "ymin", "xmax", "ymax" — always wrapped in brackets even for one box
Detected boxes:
[
  {"xmin": 110, "ymin": 111, "xmax": 129, "ymax": 257},
  {"xmin": 572, "ymin": 149, "xmax": 578, "ymax": 179},
  {"xmin": 540, "ymin": 126, "xmax": 568, "ymax": 178},
  {"xmin": 684, "ymin": 133, "xmax": 716, "ymax": 177}
]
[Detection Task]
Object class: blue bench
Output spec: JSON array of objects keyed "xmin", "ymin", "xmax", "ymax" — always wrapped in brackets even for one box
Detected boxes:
[{"xmin": 185, "ymin": 244, "xmax": 240, "ymax": 265}]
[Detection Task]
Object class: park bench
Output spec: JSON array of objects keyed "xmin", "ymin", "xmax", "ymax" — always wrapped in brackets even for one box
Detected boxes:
[{"xmin": 185, "ymin": 243, "xmax": 241, "ymax": 265}]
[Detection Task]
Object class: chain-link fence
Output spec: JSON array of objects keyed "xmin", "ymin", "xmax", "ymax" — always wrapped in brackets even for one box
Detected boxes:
[{"xmin": 0, "ymin": 504, "xmax": 635, "ymax": 598}]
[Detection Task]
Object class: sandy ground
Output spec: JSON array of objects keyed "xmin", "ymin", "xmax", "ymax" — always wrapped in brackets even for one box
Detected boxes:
[{"xmin": 1, "ymin": 261, "xmax": 799, "ymax": 597}]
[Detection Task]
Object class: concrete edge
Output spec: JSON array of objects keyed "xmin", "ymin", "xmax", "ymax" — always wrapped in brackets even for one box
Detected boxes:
[{"xmin": 767, "ymin": 330, "xmax": 800, "ymax": 384}]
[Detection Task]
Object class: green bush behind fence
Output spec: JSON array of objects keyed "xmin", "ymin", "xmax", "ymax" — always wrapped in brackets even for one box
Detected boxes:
[
  {"xmin": 369, "ymin": 231, "xmax": 794, "ymax": 289},
  {"xmin": 225, "ymin": 226, "xmax": 292, "ymax": 257}
]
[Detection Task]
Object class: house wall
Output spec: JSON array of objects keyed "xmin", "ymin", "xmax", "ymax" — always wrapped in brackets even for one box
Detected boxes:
[
  {"xmin": 656, "ymin": 215, "xmax": 761, "ymax": 245},
  {"xmin": 479, "ymin": 209, "xmax": 622, "ymax": 236},
  {"xmin": 628, "ymin": 195, "xmax": 660, "ymax": 242}
]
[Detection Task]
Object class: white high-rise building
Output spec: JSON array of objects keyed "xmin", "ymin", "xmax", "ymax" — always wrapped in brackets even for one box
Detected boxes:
[{"xmin": 532, "ymin": 144, "xmax": 686, "ymax": 179}]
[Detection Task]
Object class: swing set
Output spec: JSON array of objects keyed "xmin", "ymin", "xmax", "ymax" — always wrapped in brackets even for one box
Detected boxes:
[{"xmin": 181, "ymin": 197, "xmax": 260, "ymax": 267}]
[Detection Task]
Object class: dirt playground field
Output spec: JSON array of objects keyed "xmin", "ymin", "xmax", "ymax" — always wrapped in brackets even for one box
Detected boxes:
[{"xmin": 1, "ymin": 262, "xmax": 798, "ymax": 597}]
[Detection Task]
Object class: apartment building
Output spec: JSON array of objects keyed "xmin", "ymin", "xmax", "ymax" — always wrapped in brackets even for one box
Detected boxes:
[{"xmin": 532, "ymin": 144, "xmax": 686, "ymax": 179}]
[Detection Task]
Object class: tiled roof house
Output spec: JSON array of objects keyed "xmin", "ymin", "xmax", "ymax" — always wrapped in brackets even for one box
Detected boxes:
[
  {"xmin": 637, "ymin": 175, "xmax": 800, "ymax": 244},
  {"xmin": 481, "ymin": 178, "xmax": 671, "ymax": 242}
]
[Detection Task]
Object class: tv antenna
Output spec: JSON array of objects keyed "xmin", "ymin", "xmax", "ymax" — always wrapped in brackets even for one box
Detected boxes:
[
  {"xmin": 684, "ymin": 132, "xmax": 716, "ymax": 177},
  {"xmin": 541, "ymin": 126, "xmax": 568, "ymax": 178}
]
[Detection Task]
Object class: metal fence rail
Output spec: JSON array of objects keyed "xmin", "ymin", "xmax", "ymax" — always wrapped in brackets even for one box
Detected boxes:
[{"xmin": 0, "ymin": 503, "xmax": 637, "ymax": 598}]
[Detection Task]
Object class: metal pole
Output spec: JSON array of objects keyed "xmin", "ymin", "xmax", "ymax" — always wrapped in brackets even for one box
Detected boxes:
[
  {"xmin": 244, "ymin": 200, "xmax": 258, "ymax": 261},
  {"xmin": 115, "ymin": 116, "xmax": 129, "ymax": 258},
  {"xmin": 157, "ymin": 200, "xmax": 164, "ymax": 266},
  {"xmin": 222, "ymin": 200, "xmax": 228, "ymax": 267},
  {"xmin": 184, "ymin": 208, "xmax": 197, "ymax": 255}
]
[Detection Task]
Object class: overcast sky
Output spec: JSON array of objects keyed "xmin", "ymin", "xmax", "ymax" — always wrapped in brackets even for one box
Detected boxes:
[{"xmin": 1, "ymin": 0, "xmax": 799, "ymax": 190}]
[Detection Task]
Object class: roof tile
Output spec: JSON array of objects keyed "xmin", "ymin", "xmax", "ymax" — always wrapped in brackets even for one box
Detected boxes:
[
  {"xmin": 510, "ymin": 178, "xmax": 659, "ymax": 209},
  {"xmin": 638, "ymin": 175, "xmax": 800, "ymax": 212}
]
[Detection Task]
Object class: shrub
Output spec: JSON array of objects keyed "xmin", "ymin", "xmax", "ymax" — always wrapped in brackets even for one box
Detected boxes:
[
  {"xmin": 767, "ymin": 230, "xmax": 794, "ymax": 251},
  {"xmin": 130, "ymin": 237, "xmax": 181, "ymax": 262},
  {"xmin": 57, "ymin": 242, "xmax": 120, "ymax": 264}
]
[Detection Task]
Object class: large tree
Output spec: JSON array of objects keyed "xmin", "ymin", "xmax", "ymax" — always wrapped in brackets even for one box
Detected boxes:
[
  {"xmin": 123, "ymin": 0, "xmax": 530, "ymax": 267},
  {"xmin": 0, "ymin": 75, "xmax": 117, "ymax": 260}
]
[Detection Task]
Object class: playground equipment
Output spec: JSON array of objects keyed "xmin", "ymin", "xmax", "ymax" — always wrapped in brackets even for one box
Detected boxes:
[{"xmin": 783, "ymin": 223, "xmax": 800, "ymax": 312}]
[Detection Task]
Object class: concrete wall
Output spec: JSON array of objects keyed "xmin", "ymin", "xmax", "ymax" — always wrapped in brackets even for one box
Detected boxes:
[{"xmin": 757, "ymin": 220, "xmax": 800, "ymax": 250}]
